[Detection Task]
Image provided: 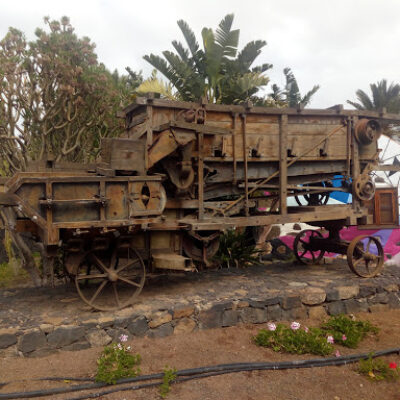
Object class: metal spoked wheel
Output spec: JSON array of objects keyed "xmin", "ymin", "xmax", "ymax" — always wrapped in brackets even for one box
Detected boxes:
[
  {"xmin": 293, "ymin": 229, "xmax": 325, "ymax": 265},
  {"xmin": 75, "ymin": 242, "xmax": 146, "ymax": 311},
  {"xmin": 295, "ymin": 182, "xmax": 332, "ymax": 206},
  {"xmin": 347, "ymin": 235, "xmax": 384, "ymax": 278}
]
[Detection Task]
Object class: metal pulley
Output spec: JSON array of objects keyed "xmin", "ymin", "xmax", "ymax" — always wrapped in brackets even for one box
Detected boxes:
[
  {"xmin": 353, "ymin": 175, "xmax": 375, "ymax": 201},
  {"xmin": 354, "ymin": 119, "xmax": 381, "ymax": 145}
]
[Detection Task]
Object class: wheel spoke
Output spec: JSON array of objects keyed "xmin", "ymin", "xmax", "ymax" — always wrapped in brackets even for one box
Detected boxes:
[
  {"xmin": 89, "ymin": 280, "xmax": 107, "ymax": 304},
  {"xmin": 299, "ymin": 250, "xmax": 307, "ymax": 258},
  {"xmin": 77, "ymin": 273, "xmax": 106, "ymax": 280},
  {"xmin": 311, "ymin": 252, "xmax": 316, "ymax": 263},
  {"xmin": 118, "ymin": 275, "xmax": 142, "ymax": 288},
  {"xmin": 366, "ymin": 239, "xmax": 372, "ymax": 253},
  {"xmin": 110, "ymin": 248, "xmax": 118, "ymax": 270},
  {"xmin": 365, "ymin": 260, "xmax": 371, "ymax": 274},
  {"xmin": 299, "ymin": 238, "xmax": 308, "ymax": 245},
  {"xmin": 112, "ymin": 282, "xmax": 121, "ymax": 308},
  {"xmin": 117, "ymin": 258, "xmax": 140, "ymax": 274},
  {"xmin": 91, "ymin": 254, "xmax": 109, "ymax": 273},
  {"xmin": 353, "ymin": 257, "xmax": 365, "ymax": 268}
]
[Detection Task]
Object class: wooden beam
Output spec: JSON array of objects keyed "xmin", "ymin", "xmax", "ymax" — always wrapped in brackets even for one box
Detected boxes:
[
  {"xmin": 279, "ymin": 114, "xmax": 288, "ymax": 215},
  {"xmin": 241, "ymin": 113, "xmax": 249, "ymax": 216}
]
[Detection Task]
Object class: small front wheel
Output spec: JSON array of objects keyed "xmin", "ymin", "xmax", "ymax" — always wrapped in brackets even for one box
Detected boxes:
[
  {"xmin": 293, "ymin": 229, "xmax": 325, "ymax": 265},
  {"xmin": 347, "ymin": 235, "xmax": 384, "ymax": 278}
]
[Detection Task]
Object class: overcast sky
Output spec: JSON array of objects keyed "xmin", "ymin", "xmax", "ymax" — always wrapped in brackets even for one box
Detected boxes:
[{"xmin": 1, "ymin": 0, "xmax": 400, "ymax": 108}]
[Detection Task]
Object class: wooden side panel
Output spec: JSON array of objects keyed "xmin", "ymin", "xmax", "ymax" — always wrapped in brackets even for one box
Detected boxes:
[
  {"xmin": 16, "ymin": 183, "xmax": 46, "ymax": 218},
  {"xmin": 152, "ymin": 107, "xmax": 175, "ymax": 127},
  {"xmin": 52, "ymin": 183, "xmax": 100, "ymax": 222},
  {"xmin": 287, "ymin": 116, "xmax": 347, "ymax": 159},
  {"xmin": 105, "ymin": 182, "xmax": 128, "ymax": 220}
]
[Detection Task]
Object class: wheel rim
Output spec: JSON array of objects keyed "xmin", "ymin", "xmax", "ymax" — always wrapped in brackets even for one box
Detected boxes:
[
  {"xmin": 294, "ymin": 229, "xmax": 325, "ymax": 265},
  {"xmin": 75, "ymin": 243, "xmax": 145, "ymax": 311},
  {"xmin": 347, "ymin": 235, "xmax": 384, "ymax": 278}
]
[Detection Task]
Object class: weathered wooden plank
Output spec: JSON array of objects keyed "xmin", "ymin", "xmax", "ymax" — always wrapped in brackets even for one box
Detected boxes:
[
  {"xmin": 279, "ymin": 114, "xmax": 288, "ymax": 215},
  {"xmin": 128, "ymin": 97, "xmax": 400, "ymax": 122}
]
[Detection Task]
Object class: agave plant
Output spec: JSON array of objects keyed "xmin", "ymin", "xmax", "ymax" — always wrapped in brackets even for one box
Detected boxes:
[
  {"xmin": 214, "ymin": 229, "xmax": 262, "ymax": 268},
  {"xmin": 138, "ymin": 14, "xmax": 271, "ymax": 104}
]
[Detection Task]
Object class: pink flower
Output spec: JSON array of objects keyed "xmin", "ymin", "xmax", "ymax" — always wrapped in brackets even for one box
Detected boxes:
[
  {"xmin": 342, "ymin": 334, "xmax": 347, "ymax": 341},
  {"xmin": 119, "ymin": 334, "xmax": 128, "ymax": 343},
  {"xmin": 335, "ymin": 350, "xmax": 341, "ymax": 357},
  {"xmin": 327, "ymin": 335, "xmax": 334, "ymax": 344},
  {"xmin": 257, "ymin": 207, "xmax": 267, "ymax": 212},
  {"xmin": 267, "ymin": 322, "xmax": 276, "ymax": 331},
  {"xmin": 389, "ymin": 362, "xmax": 397, "ymax": 369},
  {"xmin": 290, "ymin": 321, "xmax": 301, "ymax": 330},
  {"xmin": 263, "ymin": 191, "xmax": 271, "ymax": 196},
  {"xmin": 304, "ymin": 326, "xmax": 309, "ymax": 333}
]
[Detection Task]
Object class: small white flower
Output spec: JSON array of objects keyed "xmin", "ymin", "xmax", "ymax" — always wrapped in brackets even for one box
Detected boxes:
[
  {"xmin": 304, "ymin": 326, "xmax": 309, "ymax": 333},
  {"xmin": 119, "ymin": 334, "xmax": 128, "ymax": 343},
  {"xmin": 290, "ymin": 321, "xmax": 300, "ymax": 330},
  {"xmin": 267, "ymin": 322, "xmax": 276, "ymax": 331},
  {"xmin": 327, "ymin": 335, "xmax": 334, "ymax": 344},
  {"xmin": 127, "ymin": 346, "xmax": 131, "ymax": 351},
  {"xmin": 117, "ymin": 343, "xmax": 122, "ymax": 350}
]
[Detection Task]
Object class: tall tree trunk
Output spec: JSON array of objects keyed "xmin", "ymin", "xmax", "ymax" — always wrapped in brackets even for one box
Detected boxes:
[{"xmin": 0, "ymin": 207, "xmax": 42, "ymax": 286}]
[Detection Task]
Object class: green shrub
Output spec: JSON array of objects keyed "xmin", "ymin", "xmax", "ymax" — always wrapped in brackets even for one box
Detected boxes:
[
  {"xmin": 159, "ymin": 366, "xmax": 177, "ymax": 398},
  {"xmin": 358, "ymin": 355, "xmax": 399, "ymax": 381},
  {"xmin": 214, "ymin": 229, "xmax": 261, "ymax": 268},
  {"xmin": 254, "ymin": 323, "xmax": 334, "ymax": 356},
  {"xmin": 322, "ymin": 315, "xmax": 379, "ymax": 348},
  {"xmin": 95, "ymin": 339, "xmax": 141, "ymax": 385},
  {"xmin": 0, "ymin": 262, "xmax": 28, "ymax": 288}
]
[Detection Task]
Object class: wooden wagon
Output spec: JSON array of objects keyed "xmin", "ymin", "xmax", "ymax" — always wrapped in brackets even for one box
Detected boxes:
[{"xmin": 1, "ymin": 96, "xmax": 399, "ymax": 310}]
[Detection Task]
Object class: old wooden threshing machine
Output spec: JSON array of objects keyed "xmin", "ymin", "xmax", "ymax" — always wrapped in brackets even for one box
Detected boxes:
[{"xmin": 1, "ymin": 96, "xmax": 399, "ymax": 310}]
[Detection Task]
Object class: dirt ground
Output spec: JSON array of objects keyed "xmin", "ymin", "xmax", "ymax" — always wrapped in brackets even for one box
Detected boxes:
[{"xmin": 1, "ymin": 310, "xmax": 400, "ymax": 400}]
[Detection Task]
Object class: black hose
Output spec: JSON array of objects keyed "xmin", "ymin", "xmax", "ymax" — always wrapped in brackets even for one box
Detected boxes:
[{"xmin": 0, "ymin": 347, "xmax": 399, "ymax": 399}]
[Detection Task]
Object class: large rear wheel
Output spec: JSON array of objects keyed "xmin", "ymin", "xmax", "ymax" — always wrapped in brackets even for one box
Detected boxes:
[{"xmin": 75, "ymin": 241, "xmax": 145, "ymax": 311}]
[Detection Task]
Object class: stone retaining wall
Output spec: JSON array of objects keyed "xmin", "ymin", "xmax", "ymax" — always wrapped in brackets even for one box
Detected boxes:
[{"xmin": 1, "ymin": 281, "xmax": 400, "ymax": 357}]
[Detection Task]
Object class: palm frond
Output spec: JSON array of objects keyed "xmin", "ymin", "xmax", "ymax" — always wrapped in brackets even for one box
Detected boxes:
[
  {"xmin": 354, "ymin": 89, "xmax": 374, "ymax": 110},
  {"xmin": 252, "ymin": 63, "xmax": 273, "ymax": 73},
  {"xmin": 237, "ymin": 40, "xmax": 267, "ymax": 71},
  {"xmin": 301, "ymin": 85, "xmax": 320, "ymax": 107},
  {"xmin": 171, "ymin": 40, "xmax": 190, "ymax": 63},
  {"xmin": 346, "ymin": 100, "xmax": 365, "ymax": 110},
  {"xmin": 177, "ymin": 20, "xmax": 199, "ymax": 57},
  {"xmin": 143, "ymin": 54, "xmax": 176, "ymax": 85},
  {"xmin": 214, "ymin": 14, "xmax": 239, "ymax": 58},
  {"xmin": 269, "ymin": 84, "xmax": 284, "ymax": 102}
]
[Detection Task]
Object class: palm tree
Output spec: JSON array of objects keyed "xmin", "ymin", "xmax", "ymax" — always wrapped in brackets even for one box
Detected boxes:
[
  {"xmin": 137, "ymin": 14, "xmax": 271, "ymax": 104},
  {"xmin": 267, "ymin": 68, "xmax": 320, "ymax": 108},
  {"xmin": 347, "ymin": 79, "xmax": 400, "ymax": 113}
]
